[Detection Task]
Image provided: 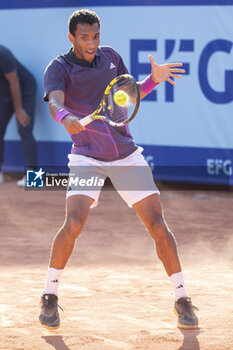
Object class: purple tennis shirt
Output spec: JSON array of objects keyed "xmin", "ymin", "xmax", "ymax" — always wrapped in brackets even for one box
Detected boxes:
[{"xmin": 44, "ymin": 46, "xmax": 138, "ymax": 161}]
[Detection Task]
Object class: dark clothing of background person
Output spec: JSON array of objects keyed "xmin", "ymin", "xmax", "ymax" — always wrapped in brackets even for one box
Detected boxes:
[{"xmin": 0, "ymin": 45, "xmax": 37, "ymax": 180}]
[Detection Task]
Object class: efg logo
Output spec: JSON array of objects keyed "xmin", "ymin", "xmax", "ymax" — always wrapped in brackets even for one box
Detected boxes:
[
  {"xmin": 207, "ymin": 159, "xmax": 232, "ymax": 176},
  {"xmin": 26, "ymin": 168, "xmax": 45, "ymax": 187},
  {"xmin": 131, "ymin": 38, "xmax": 233, "ymax": 104}
]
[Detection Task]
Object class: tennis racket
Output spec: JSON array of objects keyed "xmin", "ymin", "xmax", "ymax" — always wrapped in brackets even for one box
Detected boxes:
[{"xmin": 79, "ymin": 74, "xmax": 140, "ymax": 127}]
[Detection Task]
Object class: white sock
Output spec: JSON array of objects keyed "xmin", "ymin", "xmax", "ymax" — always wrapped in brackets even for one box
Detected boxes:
[
  {"xmin": 170, "ymin": 271, "xmax": 188, "ymax": 301},
  {"xmin": 42, "ymin": 267, "xmax": 64, "ymax": 296}
]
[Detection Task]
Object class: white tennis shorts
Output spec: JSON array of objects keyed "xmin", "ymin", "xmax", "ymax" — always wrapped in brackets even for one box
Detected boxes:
[{"xmin": 66, "ymin": 148, "xmax": 160, "ymax": 208}]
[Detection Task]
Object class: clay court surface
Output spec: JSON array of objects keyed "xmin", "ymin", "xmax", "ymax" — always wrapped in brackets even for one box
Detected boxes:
[{"xmin": 0, "ymin": 179, "xmax": 233, "ymax": 350}]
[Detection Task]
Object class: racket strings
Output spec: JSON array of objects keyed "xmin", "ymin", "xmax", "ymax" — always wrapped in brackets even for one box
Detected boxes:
[{"xmin": 106, "ymin": 77, "xmax": 138, "ymax": 124}]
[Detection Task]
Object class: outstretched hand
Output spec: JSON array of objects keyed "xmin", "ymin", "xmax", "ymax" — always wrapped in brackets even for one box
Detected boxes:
[{"xmin": 149, "ymin": 55, "xmax": 186, "ymax": 86}]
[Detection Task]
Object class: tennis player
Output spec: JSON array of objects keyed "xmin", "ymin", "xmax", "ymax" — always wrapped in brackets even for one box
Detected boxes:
[{"xmin": 39, "ymin": 9, "xmax": 198, "ymax": 330}]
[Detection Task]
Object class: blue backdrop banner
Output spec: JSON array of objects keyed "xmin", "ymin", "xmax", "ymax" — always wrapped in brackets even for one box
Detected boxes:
[{"xmin": 1, "ymin": 3, "xmax": 232, "ymax": 186}]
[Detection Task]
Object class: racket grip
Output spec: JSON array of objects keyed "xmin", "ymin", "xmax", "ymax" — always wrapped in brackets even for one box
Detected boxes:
[{"xmin": 79, "ymin": 115, "xmax": 93, "ymax": 126}]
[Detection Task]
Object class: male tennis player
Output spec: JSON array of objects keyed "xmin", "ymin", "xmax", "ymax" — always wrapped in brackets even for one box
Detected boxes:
[{"xmin": 39, "ymin": 9, "xmax": 198, "ymax": 330}]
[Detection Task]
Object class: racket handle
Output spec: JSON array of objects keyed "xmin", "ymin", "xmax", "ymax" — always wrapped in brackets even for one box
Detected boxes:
[{"xmin": 79, "ymin": 115, "xmax": 93, "ymax": 126}]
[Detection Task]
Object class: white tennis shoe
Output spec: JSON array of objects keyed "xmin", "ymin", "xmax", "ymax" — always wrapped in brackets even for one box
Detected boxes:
[{"xmin": 17, "ymin": 175, "xmax": 26, "ymax": 187}]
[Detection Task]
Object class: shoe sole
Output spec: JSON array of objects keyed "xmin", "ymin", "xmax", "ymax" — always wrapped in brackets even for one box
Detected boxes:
[
  {"xmin": 173, "ymin": 307, "xmax": 198, "ymax": 329},
  {"xmin": 40, "ymin": 322, "xmax": 60, "ymax": 330}
]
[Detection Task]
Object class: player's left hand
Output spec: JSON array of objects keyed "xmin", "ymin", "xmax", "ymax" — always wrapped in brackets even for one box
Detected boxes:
[{"xmin": 149, "ymin": 55, "xmax": 186, "ymax": 86}]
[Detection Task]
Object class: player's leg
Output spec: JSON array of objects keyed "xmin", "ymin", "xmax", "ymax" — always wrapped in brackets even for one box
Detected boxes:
[
  {"xmin": 39, "ymin": 194, "xmax": 94, "ymax": 330},
  {"xmin": 50, "ymin": 194, "xmax": 94, "ymax": 270},
  {"xmin": 39, "ymin": 156, "xmax": 106, "ymax": 329},
  {"xmin": 48, "ymin": 155, "xmax": 106, "ymax": 274},
  {"xmin": 0, "ymin": 101, "xmax": 14, "ymax": 182},
  {"xmin": 111, "ymin": 150, "xmax": 182, "ymax": 276},
  {"xmin": 111, "ymin": 150, "xmax": 198, "ymax": 328},
  {"xmin": 133, "ymin": 193, "xmax": 181, "ymax": 276},
  {"xmin": 133, "ymin": 194, "xmax": 198, "ymax": 329}
]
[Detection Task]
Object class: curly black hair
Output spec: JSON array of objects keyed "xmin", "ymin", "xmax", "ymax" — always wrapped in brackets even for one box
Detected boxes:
[{"xmin": 69, "ymin": 9, "xmax": 101, "ymax": 36}]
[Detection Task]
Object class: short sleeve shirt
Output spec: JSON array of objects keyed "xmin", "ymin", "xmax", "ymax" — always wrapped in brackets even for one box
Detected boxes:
[
  {"xmin": 0, "ymin": 45, "xmax": 36, "ymax": 101},
  {"xmin": 44, "ymin": 46, "xmax": 137, "ymax": 161}
]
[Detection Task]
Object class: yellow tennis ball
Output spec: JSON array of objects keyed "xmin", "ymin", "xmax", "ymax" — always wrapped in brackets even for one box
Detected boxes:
[{"xmin": 113, "ymin": 90, "xmax": 128, "ymax": 107}]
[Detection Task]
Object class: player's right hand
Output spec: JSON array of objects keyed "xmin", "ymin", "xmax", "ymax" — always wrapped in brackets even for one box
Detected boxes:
[{"xmin": 62, "ymin": 115, "xmax": 85, "ymax": 134}]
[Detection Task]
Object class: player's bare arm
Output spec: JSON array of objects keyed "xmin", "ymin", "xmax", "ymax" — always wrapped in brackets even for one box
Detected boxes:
[
  {"xmin": 48, "ymin": 90, "xmax": 84, "ymax": 134},
  {"xmin": 139, "ymin": 55, "xmax": 186, "ymax": 100},
  {"xmin": 5, "ymin": 70, "xmax": 30, "ymax": 127}
]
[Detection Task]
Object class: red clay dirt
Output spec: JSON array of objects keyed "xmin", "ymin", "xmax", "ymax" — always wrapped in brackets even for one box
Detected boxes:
[{"xmin": 0, "ymin": 180, "xmax": 233, "ymax": 350}]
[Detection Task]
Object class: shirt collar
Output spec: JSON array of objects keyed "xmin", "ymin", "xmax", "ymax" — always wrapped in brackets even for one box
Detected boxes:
[{"xmin": 66, "ymin": 47, "xmax": 100, "ymax": 68}]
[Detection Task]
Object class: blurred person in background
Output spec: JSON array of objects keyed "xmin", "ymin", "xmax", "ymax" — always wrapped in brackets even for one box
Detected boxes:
[{"xmin": 0, "ymin": 45, "xmax": 37, "ymax": 186}]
